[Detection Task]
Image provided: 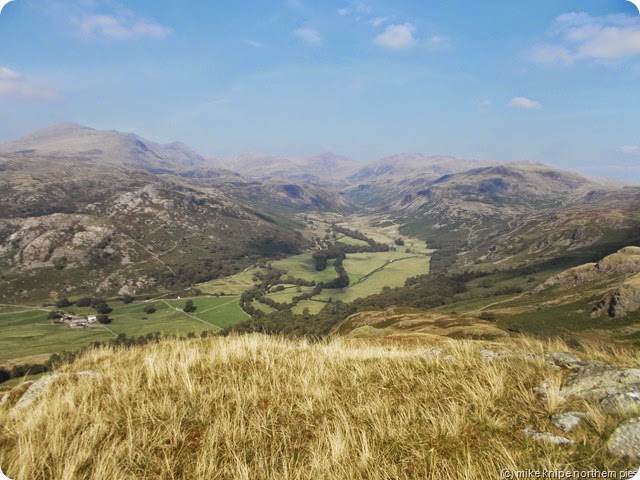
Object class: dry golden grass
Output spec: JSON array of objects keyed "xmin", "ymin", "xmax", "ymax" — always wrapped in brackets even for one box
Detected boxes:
[{"xmin": 0, "ymin": 334, "xmax": 636, "ymax": 479}]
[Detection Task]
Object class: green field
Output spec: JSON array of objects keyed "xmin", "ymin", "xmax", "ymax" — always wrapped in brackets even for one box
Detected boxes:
[
  {"xmin": 317, "ymin": 255, "xmax": 432, "ymax": 303},
  {"xmin": 342, "ymin": 251, "xmax": 412, "ymax": 282},
  {"xmin": 198, "ymin": 268, "xmax": 263, "ymax": 295},
  {"xmin": 0, "ymin": 296, "xmax": 248, "ymax": 364},
  {"xmin": 266, "ymin": 286, "xmax": 314, "ymax": 303},
  {"xmin": 291, "ymin": 300, "xmax": 325, "ymax": 315},
  {"xmin": 336, "ymin": 235, "xmax": 369, "ymax": 247},
  {"xmin": 271, "ymin": 254, "xmax": 338, "ymax": 283}
]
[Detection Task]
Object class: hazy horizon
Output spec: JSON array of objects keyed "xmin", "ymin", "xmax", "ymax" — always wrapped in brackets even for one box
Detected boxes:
[{"xmin": 1, "ymin": 0, "xmax": 640, "ymax": 182}]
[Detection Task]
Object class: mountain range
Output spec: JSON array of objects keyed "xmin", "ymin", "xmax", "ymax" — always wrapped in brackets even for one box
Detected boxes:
[{"xmin": 1, "ymin": 123, "xmax": 639, "ymax": 303}]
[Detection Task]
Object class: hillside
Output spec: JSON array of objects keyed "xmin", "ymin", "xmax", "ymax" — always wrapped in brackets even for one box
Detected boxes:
[
  {"xmin": 216, "ymin": 151, "xmax": 361, "ymax": 184},
  {"xmin": 1, "ymin": 334, "xmax": 639, "ymax": 479},
  {"xmin": 0, "ymin": 150, "xmax": 307, "ymax": 302}
]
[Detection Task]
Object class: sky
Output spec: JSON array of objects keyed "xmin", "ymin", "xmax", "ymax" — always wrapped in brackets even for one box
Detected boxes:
[{"xmin": 0, "ymin": 0, "xmax": 639, "ymax": 182}]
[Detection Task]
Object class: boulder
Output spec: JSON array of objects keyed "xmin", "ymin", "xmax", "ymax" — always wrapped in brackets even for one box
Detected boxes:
[
  {"xmin": 608, "ymin": 417, "xmax": 640, "ymax": 460},
  {"xmin": 522, "ymin": 428, "xmax": 575, "ymax": 445},
  {"xmin": 559, "ymin": 365, "xmax": 640, "ymax": 401},
  {"xmin": 551, "ymin": 412, "xmax": 587, "ymax": 433},
  {"xmin": 600, "ymin": 392, "xmax": 640, "ymax": 415}
]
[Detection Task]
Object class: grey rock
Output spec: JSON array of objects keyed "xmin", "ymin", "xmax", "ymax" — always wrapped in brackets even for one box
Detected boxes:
[
  {"xmin": 600, "ymin": 392, "xmax": 640, "ymax": 415},
  {"xmin": 11, "ymin": 371, "xmax": 100, "ymax": 415},
  {"xmin": 560, "ymin": 365, "xmax": 640, "ymax": 401},
  {"xmin": 534, "ymin": 380, "xmax": 551, "ymax": 398},
  {"xmin": 551, "ymin": 412, "xmax": 587, "ymax": 433},
  {"xmin": 480, "ymin": 349, "xmax": 508, "ymax": 362},
  {"xmin": 545, "ymin": 352, "xmax": 582, "ymax": 370},
  {"xmin": 522, "ymin": 428, "xmax": 575, "ymax": 445},
  {"xmin": 608, "ymin": 417, "xmax": 640, "ymax": 460}
]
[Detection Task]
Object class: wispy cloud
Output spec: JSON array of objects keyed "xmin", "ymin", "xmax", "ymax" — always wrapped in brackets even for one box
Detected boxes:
[
  {"xmin": 479, "ymin": 99, "xmax": 492, "ymax": 112},
  {"xmin": 244, "ymin": 39, "xmax": 264, "ymax": 48},
  {"xmin": 528, "ymin": 12, "xmax": 640, "ymax": 65},
  {"xmin": 369, "ymin": 16, "xmax": 390, "ymax": 27},
  {"xmin": 425, "ymin": 35, "xmax": 451, "ymax": 51},
  {"xmin": 374, "ymin": 23, "xmax": 416, "ymax": 49},
  {"xmin": 336, "ymin": 1, "xmax": 371, "ymax": 18},
  {"xmin": 621, "ymin": 145, "xmax": 640, "ymax": 154},
  {"xmin": 77, "ymin": 11, "xmax": 172, "ymax": 40},
  {"xmin": 41, "ymin": 1, "xmax": 172, "ymax": 41},
  {"xmin": 294, "ymin": 26, "xmax": 321, "ymax": 46},
  {"xmin": 508, "ymin": 97, "xmax": 541, "ymax": 109},
  {"xmin": 0, "ymin": 67, "xmax": 57, "ymax": 101}
]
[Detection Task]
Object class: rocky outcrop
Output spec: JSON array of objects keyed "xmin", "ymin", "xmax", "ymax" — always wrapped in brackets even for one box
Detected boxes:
[
  {"xmin": 535, "ymin": 246, "xmax": 640, "ymax": 295},
  {"xmin": 559, "ymin": 364, "xmax": 640, "ymax": 401},
  {"xmin": 6, "ymin": 371, "xmax": 100, "ymax": 415},
  {"xmin": 522, "ymin": 428, "xmax": 575, "ymax": 445},
  {"xmin": 607, "ymin": 418, "xmax": 640, "ymax": 460},
  {"xmin": 551, "ymin": 412, "xmax": 586, "ymax": 433},
  {"xmin": 534, "ymin": 358, "xmax": 640, "ymax": 460},
  {"xmin": 592, "ymin": 274, "xmax": 640, "ymax": 319}
]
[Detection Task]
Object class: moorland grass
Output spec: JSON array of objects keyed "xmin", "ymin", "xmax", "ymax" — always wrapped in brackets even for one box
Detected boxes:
[{"xmin": 0, "ymin": 334, "xmax": 637, "ymax": 479}]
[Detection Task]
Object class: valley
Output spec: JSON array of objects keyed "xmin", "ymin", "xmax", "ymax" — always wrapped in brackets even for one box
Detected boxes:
[
  {"xmin": 2, "ymin": 123, "xmax": 640, "ymax": 381},
  {"xmin": 2, "ymin": 124, "xmax": 640, "ymax": 479}
]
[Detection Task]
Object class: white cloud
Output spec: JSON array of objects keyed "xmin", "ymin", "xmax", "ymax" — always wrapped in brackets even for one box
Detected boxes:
[
  {"xmin": 244, "ymin": 39, "xmax": 264, "ymax": 48},
  {"xmin": 374, "ymin": 23, "xmax": 416, "ymax": 49},
  {"xmin": 0, "ymin": 0, "xmax": 15, "ymax": 15},
  {"xmin": 0, "ymin": 67, "xmax": 57, "ymax": 101},
  {"xmin": 479, "ymin": 99, "xmax": 492, "ymax": 112},
  {"xmin": 369, "ymin": 16, "xmax": 389, "ymax": 27},
  {"xmin": 77, "ymin": 12, "xmax": 172, "ymax": 40},
  {"xmin": 508, "ymin": 97, "xmax": 541, "ymax": 109},
  {"xmin": 337, "ymin": 8, "xmax": 349, "ymax": 16},
  {"xmin": 352, "ymin": 1, "xmax": 371, "ymax": 14},
  {"xmin": 294, "ymin": 26, "xmax": 321, "ymax": 46},
  {"xmin": 425, "ymin": 35, "xmax": 451, "ymax": 51},
  {"xmin": 529, "ymin": 12, "xmax": 640, "ymax": 65},
  {"xmin": 621, "ymin": 145, "xmax": 640, "ymax": 154}
]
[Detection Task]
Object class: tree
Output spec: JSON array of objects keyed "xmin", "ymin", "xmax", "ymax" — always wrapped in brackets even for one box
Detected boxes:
[
  {"xmin": 48, "ymin": 310, "xmax": 63, "ymax": 320},
  {"xmin": 183, "ymin": 299, "xmax": 196, "ymax": 313},
  {"xmin": 394, "ymin": 237, "xmax": 405, "ymax": 246},
  {"xmin": 55, "ymin": 298, "xmax": 72, "ymax": 308},
  {"xmin": 0, "ymin": 367, "xmax": 10, "ymax": 383},
  {"xmin": 121, "ymin": 294, "xmax": 135, "ymax": 304},
  {"xmin": 97, "ymin": 314, "xmax": 112, "ymax": 324},
  {"xmin": 76, "ymin": 297, "xmax": 93, "ymax": 307},
  {"xmin": 478, "ymin": 311, "xmax": 497, "ymax": 322},
  {"xmin": 94, "ymin": 301, "xmax": 113, "ymax": 314},
  {"xmin": 144, "ymin": 304, "xmax": 157, "ymax": 314}
]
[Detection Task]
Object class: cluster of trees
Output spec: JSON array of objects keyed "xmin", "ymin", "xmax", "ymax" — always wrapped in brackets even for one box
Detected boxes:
[
  {"xmin": 332, "ymin": 225, "xmax": 380, "ymax": 248},
  {"xmin": 0, "ymin": 363, "xmax": 50, "ymax": 385},
  {"xmin": 323, "ymin": 256, "xmax": 349, "ymax": 289},
  {"xmin": 56, "ymin": 297, "xmax": 113, "ymax": 314},
  {"xmin": 228, "ymin": 300, "xmax": 356, "ymax": 338},
  {"xmin": 354, "ymin": 274, "xmax": 468, "ymax": 310}
]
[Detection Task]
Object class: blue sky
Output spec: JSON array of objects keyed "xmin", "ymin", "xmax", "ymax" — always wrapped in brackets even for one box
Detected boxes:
[{"xmin": 0, "ymin": 0, "xmax": 639, "ymax": 181}]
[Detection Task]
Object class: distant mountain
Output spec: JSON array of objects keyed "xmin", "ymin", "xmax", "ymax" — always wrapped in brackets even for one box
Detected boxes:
[
  {"xmin": 348, "ymin": 153, "xmax": 487, "ymax": 183},
  {"xmin": 0, "ymin": 123, "xmax": 208, "ymax": 171},
  {"xmin": 217, "ymin": 152, "xmax": 360, "ymax": 184},
  {"xmin": 3, "ymin": 122, "xmax": 640, "ymax": 305}
]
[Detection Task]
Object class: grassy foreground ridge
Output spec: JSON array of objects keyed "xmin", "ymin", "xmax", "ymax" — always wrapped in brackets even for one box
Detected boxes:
[{"xmin": 1, "ymin": 334, "xmax": 638, "ymax": 479}]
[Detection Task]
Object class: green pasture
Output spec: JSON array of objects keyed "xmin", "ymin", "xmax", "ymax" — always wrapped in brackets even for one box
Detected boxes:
[
  {"xmin": 0, "ymin": 296, "xmax": 247, "ymax": 364},
  {"xmin": 318, "ymin": 255, "xmax": 431, "ymax": 303},
  {"xmin": 271, "ymin": 254, "xmax": 338, "ymax": 283},
  {"xmin": 198, "ymin": 268, "xmax": 264, "ymax": 295}
]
